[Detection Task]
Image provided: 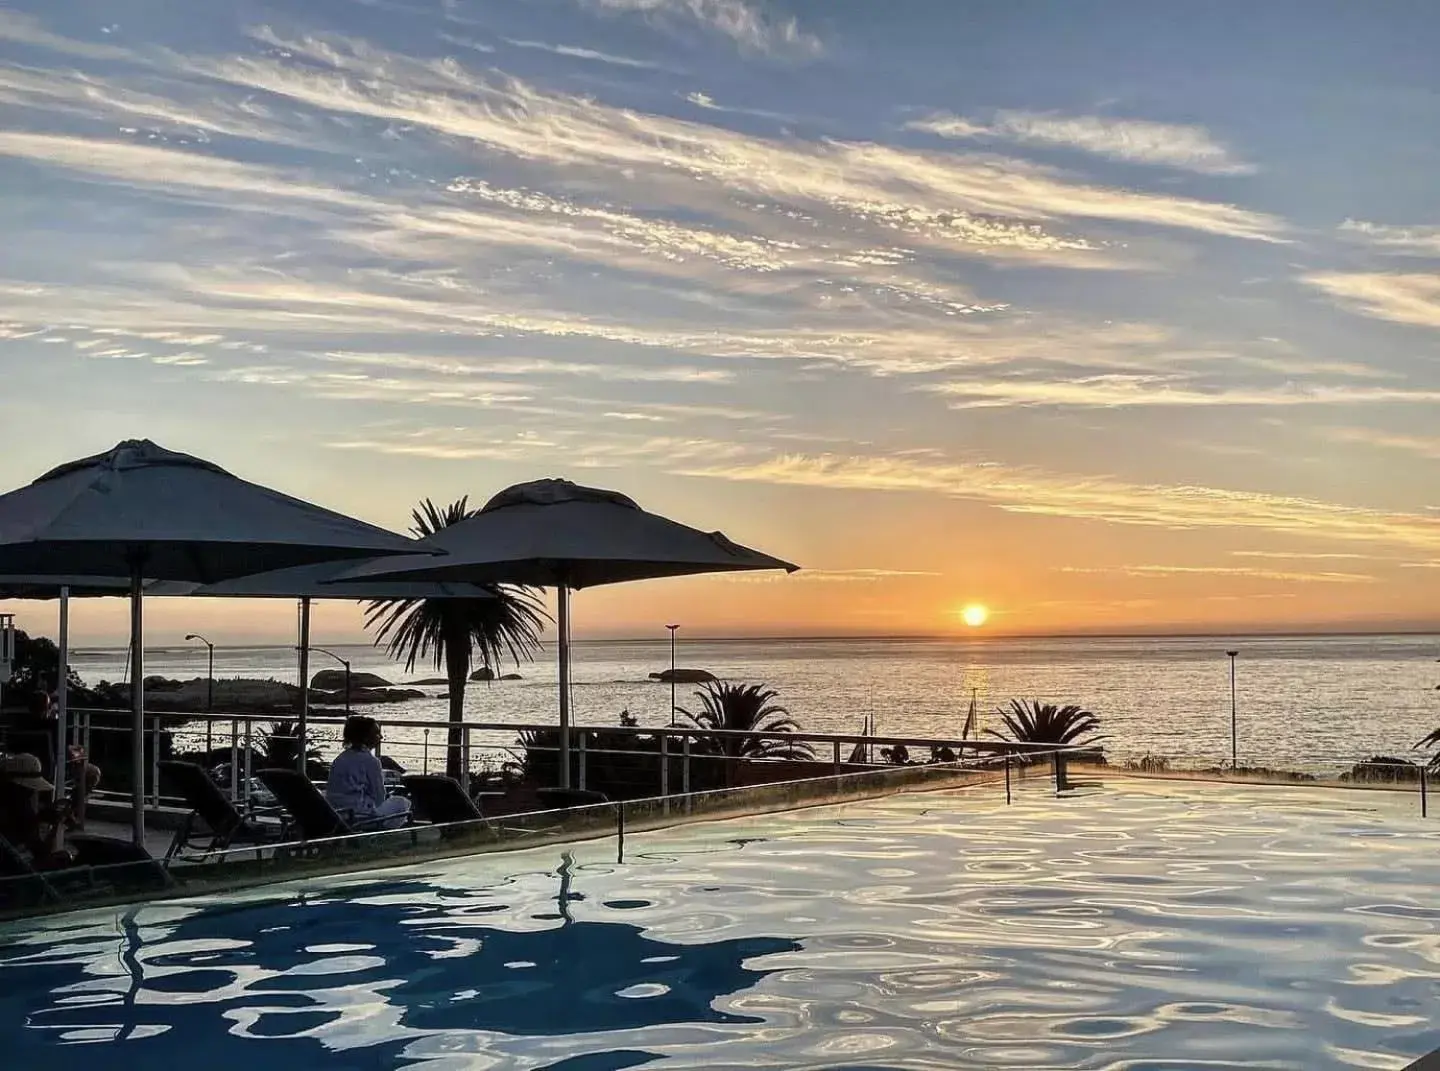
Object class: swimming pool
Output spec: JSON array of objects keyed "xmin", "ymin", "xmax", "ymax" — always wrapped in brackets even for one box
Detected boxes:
[{"xmin": 1, "ymin": 778, "xmax": 1437, "ymax": 1069}]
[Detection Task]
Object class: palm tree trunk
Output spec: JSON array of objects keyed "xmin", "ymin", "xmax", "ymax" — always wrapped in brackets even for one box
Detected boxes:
[{"xmin": 443, "ymin": 618, "xmax": 470, "ymax": 781}]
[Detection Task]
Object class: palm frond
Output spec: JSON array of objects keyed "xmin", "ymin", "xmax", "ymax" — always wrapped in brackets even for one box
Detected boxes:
[
  {"xmin": 359, "ymin": 497, "xmax": 552, "ymax": 779},
  {"xmin": 677, "ymin": 680, "xmax": 814, "ymax": 760},
  {"xmin": 984, "ymin": 698, "xmax": 1103, "ymax": 748}
]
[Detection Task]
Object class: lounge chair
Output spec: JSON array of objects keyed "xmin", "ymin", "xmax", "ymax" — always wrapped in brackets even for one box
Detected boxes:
[
  {"xmin": 401, "ymin": 774, "xmax": 485, "ymax": 825},
  {"xmin": 255, "ymin": 767, "xmax": 395, "ymax": 840},
  {"xmin": 66, "ymin": 834, "xmax": 173, "ymax": 890},
  {"xmin": 160, "ymin": 760, "xmax": 283, "ymax": 864}
]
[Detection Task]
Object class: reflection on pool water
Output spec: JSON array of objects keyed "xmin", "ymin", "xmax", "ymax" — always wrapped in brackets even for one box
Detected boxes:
[{"xmin": 2, "ymin": 779, "xmax": 1438, "ymax": 1069}]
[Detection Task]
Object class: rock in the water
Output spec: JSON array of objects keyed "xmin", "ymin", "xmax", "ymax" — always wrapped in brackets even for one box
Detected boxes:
[
  {"xmin": 311, "ymin": 669, "xmax": 391, "ymax": 690},
  {"xmin": 407, "ymin": 677, "xmax": 450, "ymax": 686},
  {"xmin": 470, "ymin": 666, "xmax": 495, "ymax": 682},
  {"xmin": 499, "ymin": 673, "xmax": 523, "ymax": 681},
  {"xmin": 648, "ymin": 668, "xmax": 717, "ymax": 684}
]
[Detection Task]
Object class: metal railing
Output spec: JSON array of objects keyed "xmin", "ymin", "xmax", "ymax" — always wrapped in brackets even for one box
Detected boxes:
[{"xmin": 41, "ymin": 705, "xmax": 1085, "ymax": 816}]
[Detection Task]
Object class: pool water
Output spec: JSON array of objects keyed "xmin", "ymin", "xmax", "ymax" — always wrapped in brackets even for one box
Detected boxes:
[{"xmin": 1, "ymin": 779, "xmax": 1438, "ymax": 1069}]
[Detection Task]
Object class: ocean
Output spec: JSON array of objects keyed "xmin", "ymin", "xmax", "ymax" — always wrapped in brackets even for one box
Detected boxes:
[{"xmin": 66, "ymin": 633, "xmax": 1440, "ymax": 776}]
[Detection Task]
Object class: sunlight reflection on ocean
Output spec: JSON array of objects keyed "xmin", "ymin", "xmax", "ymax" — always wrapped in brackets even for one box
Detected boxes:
[
  {"xmin": 1, "ymin": 779, "xmax": 1437, "ymax": 1069},
  {"xmin": 70, "ymin": 633, "xmax": 1440, "ymax": 769}
]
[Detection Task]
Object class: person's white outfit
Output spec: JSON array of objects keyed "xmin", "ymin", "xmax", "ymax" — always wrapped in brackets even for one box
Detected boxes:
[{"xmin": 326, "ymin": 747, "xmax": 411, "ymax": 829}]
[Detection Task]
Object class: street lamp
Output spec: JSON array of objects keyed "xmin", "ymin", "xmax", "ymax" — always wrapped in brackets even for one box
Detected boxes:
[
  {"xmin": 1226, "ymin": 650, "xmax": 1239, "ymax": 769},
  {"xmin": 185, "ymin": 632, "xmax": 216, "ymax": 757},
  {"xmin": 311, "ymin": 646, "xmax": 352, "ymax": 715},
  {"xmin": 666, "ymin": 623, "xmax": 679, "ymax": 726}
]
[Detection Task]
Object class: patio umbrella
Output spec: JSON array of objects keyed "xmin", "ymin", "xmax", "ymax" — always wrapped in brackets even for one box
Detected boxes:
[
  {"xmin": 331, "ymin": 478, "xmax": 798, "ymax": 787},
  {"xmin": 148, "ymin": 561, "xmax": 496, "ymax": 764},
  {"xmin": 0, "ymin": 439, "xmax": 424, "ymax": 844}
]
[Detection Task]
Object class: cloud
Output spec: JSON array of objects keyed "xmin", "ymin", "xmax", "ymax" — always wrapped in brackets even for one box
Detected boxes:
[
  {"xmin": 1303, "ymin": 271, "xmax": 1440, "ymax": 329},
  {"xmin": 1231, "ymin": 550, "xmax": 1383, "ymax": 561},
  {"xmin": 184, "ymin": 31, "xmax": 1280, "ymax": 245},
  {"xmin": 906, "ymin": 110, "xmax": 1254, "ymax": 175},
  {"xmin": 501, "ymin": 38, "xmax": 667, "ymax": 70},
  {"xmin": 582, "ymin": 0, "xmax": 823, "ymax": 57},
  {"xmin": 927, "ymin": 373, "xmax": 1440, "ymax": 409},
  {"xmin": 1339, "ymin": 219, "xmax": 1440, "ymax": 256},
  {"xmin": 680, "ymin": 451, "xmax": 1440, "ymax": 554},
  {"xmin": 1057, "ymin": 564, "xmax": 1373, "ymax": 583},
  {"xmin": 1326, "ymin": 426, "xmax": 1440, "ymax": 459}
]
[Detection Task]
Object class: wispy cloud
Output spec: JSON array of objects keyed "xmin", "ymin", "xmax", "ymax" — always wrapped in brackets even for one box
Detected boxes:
[
  {"xmin": 1326, "ymin": 426, "xmax": 1440, "ymax": 459},
  {"xmin": 927, "ymin": 374, "xmax": 1440, "ymax": 409},
  {"xmin": 1057, "ymin": 564, "xmax": 1374, "ymax": 583},
  {"xmin": 681, "ymin": 452, "xmax": 1440, "ymax": 554},
  {"xmin": 583, "ymin": 0, "xmax": 823, "ymax": 57},
  {"xmin": 906, "ymin": 110, "xmax": 1254, "ymax": 175},
  {"xmin": 502, "ymin": 38, "xmax": 667, "ymax": 70},
  {"xmin": 1303, "ymin": 271, "xmax": 1440, "ymax": 329},
  {"xmin": 184, "ymin": 31, "xmax": 1280, "ymax": 245},
  {"xmin": 1339, "ymin": 219, "xmax": 1440, "ymax": 256},
  {"xmin": 1231, "ymin": 550, "xmax": 1384, "ymax": 562}
]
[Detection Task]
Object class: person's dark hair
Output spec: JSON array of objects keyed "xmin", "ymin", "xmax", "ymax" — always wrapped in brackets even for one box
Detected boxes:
[{"xmin": 342, "ymin": 715, "xmax": 379, "ymax": 749}]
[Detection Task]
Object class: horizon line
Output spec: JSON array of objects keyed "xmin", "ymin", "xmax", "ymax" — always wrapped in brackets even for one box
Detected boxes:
[{"xmin": 64, "ymin": 626, "xmax": 1440, "ymax": 650}]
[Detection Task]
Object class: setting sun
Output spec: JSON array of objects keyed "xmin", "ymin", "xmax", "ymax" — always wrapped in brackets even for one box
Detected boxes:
[{"xmin": 961, "ymin": 604, "xmax": 990, "ymax": 628}]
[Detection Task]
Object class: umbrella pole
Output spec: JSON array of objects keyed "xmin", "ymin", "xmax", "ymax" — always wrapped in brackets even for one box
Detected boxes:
[
  {"xmin": 297, "ymin": 596, "xmax": 311, "ymax": 773},
  {"xmin": 128, "ymin": 557, "xmax": 146, "ymax": 847},
  {"xmin": 56, "ymin": 586, "xmax": 69, "ymax": 807},
  {"xmin": 558, "ymin": 583, "xmax": 571, "ymax": 790}
]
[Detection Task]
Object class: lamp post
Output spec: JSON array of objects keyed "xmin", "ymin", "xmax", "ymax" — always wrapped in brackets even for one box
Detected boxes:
[
  {"xmin": 185, "ymin": 632, "xmax": 216, "ymax": 756},
  {"xmin": 666, "ymin": 623, "xmax": 679, "ymax": 726},
  {"xmin": 311, "ymin": 646, "xmax": 352, "ymax": 715},
  {"xmin": 1226, "ymin": 650, "xmax": 1239, "ymax": 769}
]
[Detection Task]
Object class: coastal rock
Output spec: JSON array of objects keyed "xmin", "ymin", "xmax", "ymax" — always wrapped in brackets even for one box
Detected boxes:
[
  {"xmin": 407, "ymin": 677, "xmax": 450, "ymax": 686},
  {"xmin": 470, "ymin": 666, "xmax": 495, "ymax": 682},
  {"xmin": 648, "ymin": 669, "xmax": 716, "ymax": 684},
  {"xmin": 311, "ymin": 669, "xmax": 391, "ymax": 690},
  {"xmin": 500, "ymin": 673, "xmax": 523, "ymax": 681}
]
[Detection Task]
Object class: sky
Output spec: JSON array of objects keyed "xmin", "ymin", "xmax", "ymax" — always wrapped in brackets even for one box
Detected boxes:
[{"xmin": 3, "ymin": 0, "xmax": 1440, "ymax": 645}]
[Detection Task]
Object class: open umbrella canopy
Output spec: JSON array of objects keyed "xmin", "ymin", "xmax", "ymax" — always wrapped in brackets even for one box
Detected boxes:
[
  {"xmin": 145, "ymin": 559, "xmax": 495, "ymax": 601},
  {"xmin": 0, "ymin": 575, "xmax": 144, "ymax": 600},
  {"xmin": 0, "ymin": 439, "xmax": 426, "ymax": 845},
  {"xmin": 334, "ymin": 478, "xmax": 798, "ymax": 588},
  {"xmin": 331, "ymin": 478, "xmax": 797, "ymax": 790},
  {"xmin": 0, "ymin": 439, "xmax": 420, "ymax": 580}
]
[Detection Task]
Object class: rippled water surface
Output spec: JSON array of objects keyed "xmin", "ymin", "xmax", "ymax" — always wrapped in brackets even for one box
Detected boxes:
[{"xmin": 2, "ymin": 779, "xmax": 1438, "ymax": 1069}]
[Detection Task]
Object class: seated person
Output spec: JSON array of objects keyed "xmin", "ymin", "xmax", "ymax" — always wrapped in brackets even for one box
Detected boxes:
[
  {"xmin": 0, "ymin": 753, "xmax": 75, "ymax": 870},
  {"xmin": 2, "ymin": 690, "xmax": 101, "ymax": 828},
  {"xmin": 325, "ymin": 716, "xmax": 410, "ymax": 829}
]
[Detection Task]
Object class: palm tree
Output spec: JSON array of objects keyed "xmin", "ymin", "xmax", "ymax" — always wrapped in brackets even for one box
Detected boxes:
[
  {"xmin": 364, "ymin": 497, "xmax": 549, "ymax": 780},
  {"xmin": 678, "ymin": 681, "xmax": 815, "ymax": 771},
  {"xmin": 986, "ymin": 699, "xmax": 1103, "ymax": 753}
]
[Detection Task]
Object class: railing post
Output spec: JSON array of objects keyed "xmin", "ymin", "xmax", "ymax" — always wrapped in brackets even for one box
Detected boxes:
[
  {"xmin": 682, "ymin": 734, "xmax": 691, "ymax": 797},
  {"xmin": 230, "ymin": 718, "xmax": 239, "ymax": 801},
  {"xmin": 660, "ymin": 734, "xmax": 670, "ymax": 797},
  {"xmin": 150, "ymin": 714, "xmax": 161, "ymax": 806},
  {"xmin": 1053, "ymin": 750, "xmax": 1069, "ymax": 793},
  {"xmin": 578, "ymin": 730, "xmax": 588, "ymax": 792},
  {"xmin": 460, "ymin": 724, "xmax": 471, "ymax": 797},
  {"xmin": 833, "ymin": 739, "xmax": 841, "ymax": 776},
  {"xmin": 1422, "ymin": 766, "xmax": 1429, "ymax": 819},
  {"xmin": 243, "ymin": 717, "xmax": 253, "ymax": 807},
  {"xmin": 1005, "ymin": 755, "xmax": 1012, "ymax": 804}
]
